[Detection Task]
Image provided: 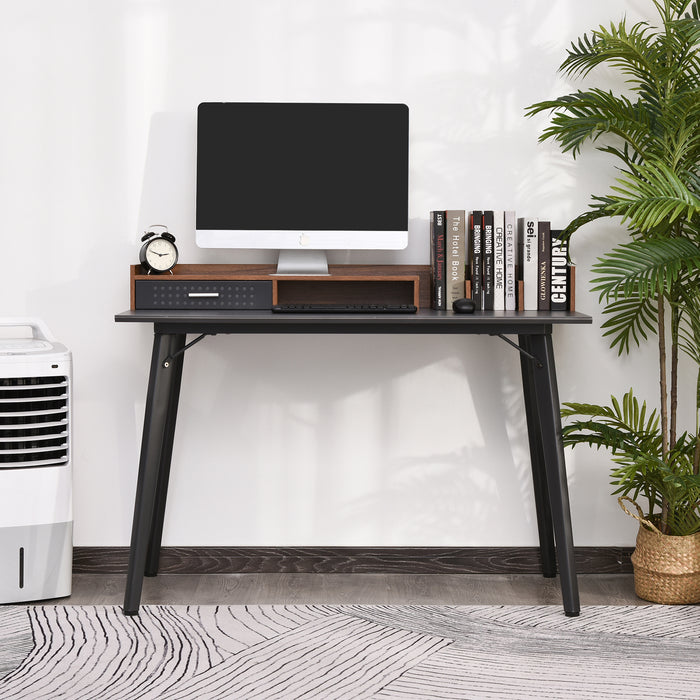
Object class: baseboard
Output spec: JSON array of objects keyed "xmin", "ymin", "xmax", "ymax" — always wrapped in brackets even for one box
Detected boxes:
[{"xmin": 73, "ymin": 546, "xmax": 634, "ymax": 575}]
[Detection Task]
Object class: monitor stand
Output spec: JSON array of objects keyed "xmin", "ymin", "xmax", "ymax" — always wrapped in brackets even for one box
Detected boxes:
[{"xmin": 275, "ymin": 250, "xmax": 330, "ymax": 276}]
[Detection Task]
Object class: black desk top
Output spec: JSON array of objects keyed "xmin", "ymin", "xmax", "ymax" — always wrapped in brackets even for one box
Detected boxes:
[{"xmin": 115, "ymin": 309, "xmax": 592, "ymax": 335}]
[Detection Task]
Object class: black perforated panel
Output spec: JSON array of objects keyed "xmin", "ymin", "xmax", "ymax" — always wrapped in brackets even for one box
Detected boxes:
[
  {"xmin": 134, "ymin": 280, "xmax": 273, "ymax": 310},
  {"xmin": 0, "ymin": 376, "xmax": 69, "ymax": 468}
]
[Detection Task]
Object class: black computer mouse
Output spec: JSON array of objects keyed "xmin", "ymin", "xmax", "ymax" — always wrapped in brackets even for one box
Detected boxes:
[{"xmin": 452, "ymin": 298, "xmax": 476, "ymax": 314}]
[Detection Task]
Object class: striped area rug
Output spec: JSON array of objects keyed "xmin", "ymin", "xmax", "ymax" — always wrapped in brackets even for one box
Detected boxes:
[{"xmin": 0, "ymin": 604, "xmax": 698, "ymax": 699}]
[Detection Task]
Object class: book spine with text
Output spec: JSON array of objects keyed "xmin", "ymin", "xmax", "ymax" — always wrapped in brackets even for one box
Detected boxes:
[
  {"xmin": 537, "ymin": 220, "xmax": 551, "ymax": 311},
  {"xmin": 504, "ymin": 210, "xmax": 516, "ymax": 311},
  {"xmin": 446, "ymin": 210, "xmax": 466, "ymax": 306},
  {"xmin": 482, "ymin": 210, "xmax": 494, "ymax": 310},
  {"xmin": 493, "ymin": 210, "xmax": 505, "ymax": 311},
  {"xmin": 469, "ymin": 210, "xmax": 483, "ymax": 308},
  {"xmin": 518, "ymin": 217, "xmax": 539, "ymax": 310},
  {"xmin": 550, "ymin": 229, "xmax": 570, "ymax": 311},
  {"xmin": 430, "ymin": 210, "xmax": 446, "ymax": 310}
]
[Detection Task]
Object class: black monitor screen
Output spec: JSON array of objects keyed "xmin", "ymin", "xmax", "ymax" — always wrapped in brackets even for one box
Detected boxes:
[{"xmin": 196, "ymin": 102, "xmax": 409, "ymax": 232}]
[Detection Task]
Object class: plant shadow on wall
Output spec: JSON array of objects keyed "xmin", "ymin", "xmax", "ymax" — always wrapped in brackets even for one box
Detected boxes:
[
  {"xmin": 335, "ymin": 337, "xmax": 539, "ymax": 546},
  {"xmin": 227, "ymin": 334, "xmax": 533, "ymax": 545},
  {"xmin": 526, "ymin": 0, "xmax": 700, "ymax": 603}
]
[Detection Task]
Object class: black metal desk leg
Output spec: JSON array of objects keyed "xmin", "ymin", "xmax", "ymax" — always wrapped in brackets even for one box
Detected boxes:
[
  {"xmin": 528, "ymin": 332, "xmax": 580, "ymax": 617},
  {"xmin": 518, "ymin": 334, "xmax": 556, "ymax": 578},
  {"xmin": 145, "ymin": 335, "xmax": 185, "ymax": 576},
  {"xmin": 123, "ymin": 332, "xmax": 186, "ymax": 616}
]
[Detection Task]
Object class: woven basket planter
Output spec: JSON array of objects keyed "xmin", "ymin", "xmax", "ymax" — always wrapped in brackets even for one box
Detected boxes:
[{"xmin": 620, "ymin": 497, "xmax": 700, "ymax": 605}]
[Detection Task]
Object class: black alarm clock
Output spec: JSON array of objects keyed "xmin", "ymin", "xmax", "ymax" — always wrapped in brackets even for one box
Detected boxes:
[{"xmin": 139, "ymin": 225, "xmax": 178, "ymax": 274}]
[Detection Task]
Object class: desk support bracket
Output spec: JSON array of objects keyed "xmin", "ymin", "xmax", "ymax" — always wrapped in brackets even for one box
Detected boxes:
[
  {"xmin": 495, "ymin": 334, "xmax": 543, "ymax": 368},
  {"xmin": 163, "ymin": 333, "xmax": 212, "ymax": 368}
]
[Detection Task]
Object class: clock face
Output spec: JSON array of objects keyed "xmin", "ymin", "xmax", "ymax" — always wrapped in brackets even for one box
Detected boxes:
[{"xmin": 145, "ymin": 237, "xmax": 177, "ymax": 271}]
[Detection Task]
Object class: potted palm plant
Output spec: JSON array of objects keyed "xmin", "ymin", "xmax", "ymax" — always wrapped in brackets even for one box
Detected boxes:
[{"xmin": 526, "ymin": 0, "xmax": 700, "ymax": 603}]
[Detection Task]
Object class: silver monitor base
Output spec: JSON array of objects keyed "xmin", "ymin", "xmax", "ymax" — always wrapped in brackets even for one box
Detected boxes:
[{"xmin": 275, "ymin": 250, "xmax": 330, "ymax": 275}]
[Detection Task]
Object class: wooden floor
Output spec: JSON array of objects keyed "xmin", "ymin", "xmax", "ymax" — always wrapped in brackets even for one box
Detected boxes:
[{"xmin": 42, "ymin": 573, "xmax": 643, "ymax": 606}]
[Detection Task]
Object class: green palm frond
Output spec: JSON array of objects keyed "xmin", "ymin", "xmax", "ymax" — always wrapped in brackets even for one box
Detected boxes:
[
  {"xmin": 640, "ymin": 433, "xmax": 700, "ymax": 535},
  {"xmin": 562, "ymin": 390, "xmax": 662, "ymax": 456},
  {"xmin": 664, "ymin": 508, "xmax": 700, "ymax": 536},
  {"xmin": 559, "ymin": 31, "xmax": 605, "ymax": 79},
  {"xmin": 662, "ymin": 23, "xmax": 700, "ymax": 79},
  {"xmin": 687, "ymin": 0, "xmax": 700, "ymax": 20},
  {"xmin": 658, "ymin": 91, "xmax": 700, "ymax": 150},
  {"xmin": 607, "ymin": 159, "xmax": 700, "ymax": 230},
  {"xmin": 562, "ymin": 390, "xmax": 660, "ymax": 435},
  {"xmin": 591, "ymin": 237, "xmax": 700, "ymax": 301},
  {"xmin": 556, "ymin": 197, "xmax": 619, "ymax": 240},
  {"xmin": 598, "ymin": 296, "xmax": 658, "ymax": 354},
  {"xmin": 560, "ymin": 20, "xmax": 660, "ymax": 90},
  {"xmin": 666, "ymin": 117, "xmax": 700, "ymax": 171},
  {"xmin": 560, "ymin": 5, "xmax": 700, "ymax": 93},
  {"xmin": 589, "ymin": 237, "xmax": 700, "ymax": 352},
  {"xmin": 561, "ymin": 389, "xmax": 700, "ymax": 534},
  {"xmin": 525, "ymin": 90, "xmax": 655, "ymax": 158},
  {"xmin": 612, "ymin": 447, "xmax": 700, "ymax": 535},
  {"xmin": 675, "ymin": 282, "xmax": 700, "ymax": 363},
  {"xmin": 657, "ymin": 0, "xmax": 696, "ymax": 18},
  {"xmin": 656, "ymin": 6, "xmax": 700, "ymax": 79}
]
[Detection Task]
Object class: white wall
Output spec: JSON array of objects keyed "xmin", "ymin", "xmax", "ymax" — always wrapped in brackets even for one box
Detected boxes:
[{"xmin": 1, "ymin": 0, "xmax": 685, "ymax": 548}]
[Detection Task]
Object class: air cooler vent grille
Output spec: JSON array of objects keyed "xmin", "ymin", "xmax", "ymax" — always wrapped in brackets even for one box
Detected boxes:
[{"xmin": 0, "ymin": 376, "xmax": 69, "ymax": 467}]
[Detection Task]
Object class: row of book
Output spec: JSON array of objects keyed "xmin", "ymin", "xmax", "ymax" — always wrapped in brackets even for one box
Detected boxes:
[{"xmin": 430, "ymin": 210, "xmax": 574, "ymax": 311}]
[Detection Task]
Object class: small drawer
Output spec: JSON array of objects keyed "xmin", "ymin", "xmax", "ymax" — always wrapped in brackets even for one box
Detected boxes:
[{"xmin": 134, "ymin": 280, "xmax": 273, "ymax": 310}]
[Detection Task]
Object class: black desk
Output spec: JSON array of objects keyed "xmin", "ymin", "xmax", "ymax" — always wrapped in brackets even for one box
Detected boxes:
[{"xmin": 115, "ymin": 308, "xmax": 592, "ymax": 615}]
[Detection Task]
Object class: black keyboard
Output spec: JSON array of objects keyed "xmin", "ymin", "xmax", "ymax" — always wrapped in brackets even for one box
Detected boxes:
[{"xmin": 271, "ymin": 303, "xmax": 418, "ymax": 314}]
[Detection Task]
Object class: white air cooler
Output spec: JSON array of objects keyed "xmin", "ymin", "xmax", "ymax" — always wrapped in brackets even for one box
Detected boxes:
[{"xmin": 0, "ymin": 318, "xmax": 72, "ymax": 603}]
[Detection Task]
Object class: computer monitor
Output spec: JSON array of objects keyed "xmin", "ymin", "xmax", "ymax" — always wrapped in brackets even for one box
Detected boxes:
[{"xmin": 195, "ymin": 102, "xmax": 409, "ymax": 274}]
